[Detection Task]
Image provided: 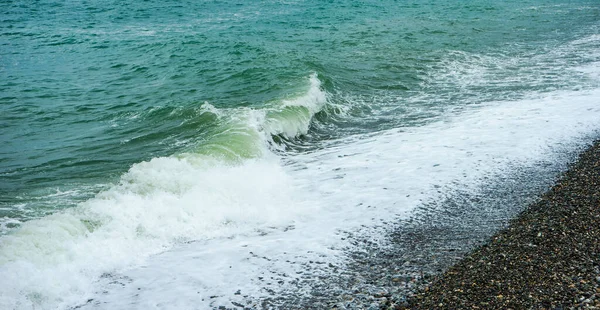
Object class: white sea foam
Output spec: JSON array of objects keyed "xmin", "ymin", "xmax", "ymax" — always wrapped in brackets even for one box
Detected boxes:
[
  {"xmin": 2, "ymin": 75, "xmax": 600, "ymax": 309},
  {"xmin": 0, "ymin": 155, "xmax": 310, "ymax": 310},
  {"xmin": 77, "ymin": 87, "xmax": 600, "ymax": 309}
]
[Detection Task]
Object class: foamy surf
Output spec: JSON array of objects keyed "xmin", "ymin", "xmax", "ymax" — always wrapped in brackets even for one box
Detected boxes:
[
  {"xmin": 75, "ymin": 87, "xmax": 600, "ymax": 309},
  {"xmin": 3, "ymin": 67, "xmax": 600, "ymax": 309},
  {"xmin": 0, "ymin": 75, "xmax": 326, "ymax": 310}
]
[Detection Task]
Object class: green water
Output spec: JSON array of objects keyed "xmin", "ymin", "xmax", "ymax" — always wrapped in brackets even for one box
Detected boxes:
[{"xmin": 1, "ymin": 0, "xmax": 600, "ymax": 228}]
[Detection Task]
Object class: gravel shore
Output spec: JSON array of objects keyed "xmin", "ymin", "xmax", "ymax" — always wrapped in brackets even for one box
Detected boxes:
[
  {"xmin": 241, "ymin": 141, "xmax": 596, "ymax": 309},
  {"xmin": 406, "ymin": 141, "xmax": 600, "ymax": 309}
]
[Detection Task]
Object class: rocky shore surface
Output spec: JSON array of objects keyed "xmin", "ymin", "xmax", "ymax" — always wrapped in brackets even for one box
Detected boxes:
[{"xmin": 406, "ymin": 141, "xmax": 600, "ymax": 309}]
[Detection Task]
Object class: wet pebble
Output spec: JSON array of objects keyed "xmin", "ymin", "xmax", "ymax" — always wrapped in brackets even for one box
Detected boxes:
[{"xmin": 406, "ymin": 141, "xmax": 600, "ymax": 309}]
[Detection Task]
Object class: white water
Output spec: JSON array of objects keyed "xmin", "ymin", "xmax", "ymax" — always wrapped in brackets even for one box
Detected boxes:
[
  {"xmin": 2, "ymin": 69, "xmax": 600, "ymax": 309},
  {"xmin": 0, "ymin": 76, "xmax": 326, "ymax": 310},
  {"xmin": 78, "ymin": 87, "xmax": 600, "ymax": 309}
]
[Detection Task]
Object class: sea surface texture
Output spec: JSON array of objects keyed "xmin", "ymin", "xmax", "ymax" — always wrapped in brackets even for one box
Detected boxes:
[{"xmin": 1, "ymin": 0, "xmax": 600, "ymax": 309}]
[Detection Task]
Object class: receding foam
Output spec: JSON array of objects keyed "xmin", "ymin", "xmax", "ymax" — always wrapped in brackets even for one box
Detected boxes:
[{"xmin": 77, "ymin": 87, "xmax": 600, "ymax": 309}]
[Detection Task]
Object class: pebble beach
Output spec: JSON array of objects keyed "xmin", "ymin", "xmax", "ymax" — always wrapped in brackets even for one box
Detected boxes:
[{"xmin": 407, "ymin": 141, "xmax": 600, "ymax": 309}]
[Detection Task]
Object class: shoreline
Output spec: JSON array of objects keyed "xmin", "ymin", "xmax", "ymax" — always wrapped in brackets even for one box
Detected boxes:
[
  {"xmin": 405, "ymin": 140, "xmax": 600, "ymax": 309},
  {"xmin": 256, "ymin": 142, "xmax": 590, "ymax": 309}
]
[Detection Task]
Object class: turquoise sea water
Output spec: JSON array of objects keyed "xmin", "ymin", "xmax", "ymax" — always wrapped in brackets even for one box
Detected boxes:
[{"xmin": 2, "ymin": 0, "xmax": 600, "ymax": 309}]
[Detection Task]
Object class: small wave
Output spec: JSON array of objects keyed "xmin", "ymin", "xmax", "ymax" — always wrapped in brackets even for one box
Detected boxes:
[
  {"xmin": 0, "ymin": 74, "xmax": 326, "ymax": 310},
  {"xmin": 264, "ymin": 73, "xmax": 327, "ymax": 139}
]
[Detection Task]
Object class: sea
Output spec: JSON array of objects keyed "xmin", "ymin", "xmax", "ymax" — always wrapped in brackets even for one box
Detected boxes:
[{"xmin": 1, "ymin": 0, "xmax": 600, "ymax": 309}]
